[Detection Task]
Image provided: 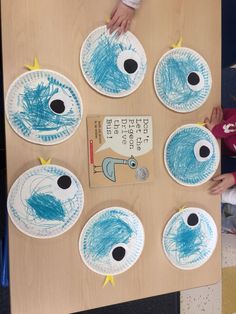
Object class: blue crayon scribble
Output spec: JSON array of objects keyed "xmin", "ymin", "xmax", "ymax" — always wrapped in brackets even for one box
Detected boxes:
[
  {"xmin": 84, "ymin": 213, "xmax": 133, "ymax": 260},
  {"xmin": 8, "ymin": 165, "xmax": 84, "ymax": 238},
  {"xmin": 26, "ymin": 193, "xmax": 65, "ymax": 221},
  {"xmin": 155, "ymin": 49, "xmax": 211, "ymax": 111},
  {"xmin": 89, "ymin": 35, "xmax": 131, "ymax": 93},
  {"xmin": 82, "ymin": 29, "xmax": 147, "ymax": 96},
  {"xmin": 165, "ymin": 126, "xmax": 217, "ymax": 185},
  {"xmin": 167, "ymin": 219, "xmax": 205, "ymax": 259},
  {"xmin": 164, "ymin": 212, "xmax": 214, "ymax": 266},
  {"xmin": 10, "ymin": 73, "xmax": 81, "ymax": 143},
  {"xmin": 80, "ymin": 208, "xmax": 144, "ymax": 275}
]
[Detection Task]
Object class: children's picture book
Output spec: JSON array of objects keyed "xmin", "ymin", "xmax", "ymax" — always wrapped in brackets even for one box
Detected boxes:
[{"xmin": 87, "ymin": 115, "xmax": 154, "ymax": 187}]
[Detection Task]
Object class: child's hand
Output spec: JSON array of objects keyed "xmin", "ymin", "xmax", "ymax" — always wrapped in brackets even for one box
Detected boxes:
[
  {"xmin": 210, "ymin": 173, "xmax": 235, "ymax": 194},
  {"xmin": 107, "ymin": 1, "xmax": 135, "ymax": 35},
  {"xmin": 204, "ymin": 106, "xmax": 223, "ymax": 131}
]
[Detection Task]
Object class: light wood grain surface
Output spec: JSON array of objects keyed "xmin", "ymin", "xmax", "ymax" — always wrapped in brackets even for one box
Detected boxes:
[{"xmin": 1, "ymin": 0, "xmax": 221, "ymax": 313}]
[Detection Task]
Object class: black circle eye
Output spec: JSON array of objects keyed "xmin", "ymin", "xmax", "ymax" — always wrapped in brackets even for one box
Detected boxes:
[
  {"xmin": 124, "ymin": 59, "xmax": 138, "ymax": 74},
  {"xmin": 57, "ymin": 175, "xmax": 72, "ymax": 189},
  {"xmin": 131, "ymin": 162, "xmax": 136, "ymax": 167},
  {"xmin": 50, "ymin": 99, "xmax": 65, "ymax": 114},
  {"xmin": 194, "ymin": 140, "xmax": 213, "ymax": 162},
  {"xmin": 199, "ymin": 145, "xmax": 210, "ymax": 158},
  {"xmin": 112, "ymin": 246, "xmax": 126, "ymax": 261},
  {"xmin": 188, "ymin": 72, "xmax": 200, "ymax": 86},
  {"xmin": 187, "ymin": 213, "xmax": 199, "ymax": 226}
]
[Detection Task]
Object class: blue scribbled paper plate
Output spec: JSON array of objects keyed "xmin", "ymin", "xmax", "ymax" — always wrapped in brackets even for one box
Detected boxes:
[
  {"xmin": 6, "ymin": 70, "xmax": 83, "ymax": 145},
  {"xmin": 7, "ymin": 165, "xmax": 84, "ymax": 238},
  {"xmin": 80, "ymin": 26, "xmax": 147, "ymax": 97},
  {"xmin": 162, "ymin": 207, "xmax": 217, "ymax": 270},
  {"xmin": 164, "ymin": 124, "xmax": 220, "ymax": 186},
  {"xmin": 79, "ymin": 207, "xmax": 144, "ymax": 275},
  {"xmin": 154, "ymin": 48, "xmax": 212, "ymax": 112}
]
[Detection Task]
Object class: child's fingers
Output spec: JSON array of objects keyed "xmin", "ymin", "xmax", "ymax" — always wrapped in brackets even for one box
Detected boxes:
[
  {"xmin": 216, "ymin": 107, "xmax": 222, "ymax": 121},
  {"xmin": 219, "ymin": 107, "xmax": 223, "ymax": 120},
  {"xmin": 210, "ymin": 182, "xmax": 225, "ymax": 194},
  {"xmin": 124, "ymin": 20, "xmax": 130, "ymax": 32},
  {"xmin": 211, "ymin": 107, "xmax": 217, "ymax": 121},
  {"xmin": 107, "ymin": 14, "xmax": 119, "ymax": 30},
  {"xmin": 211, "ymin": 187, "xmax": 223, "ymax": 194},
  {"xmin": 110, "ymin": 16, "xmax": 123, "ymax": 33},
  {"xmin": 204, "ymin": 117, "xmax": 209, "ymax": 124},
  {"xmin": 117, "ymin": 20, "xmax": 127, "ymax": 35},
  {"xmin": 212, "ymin": 174, "xmax": 227, "ymax": 181},
  {"xmin": 110, "ymin": 4, "xmax": 118, "ymax": 19},
  {"xmin": 204, "ymin": 118, "xmax": 211, "ymax": 130}
]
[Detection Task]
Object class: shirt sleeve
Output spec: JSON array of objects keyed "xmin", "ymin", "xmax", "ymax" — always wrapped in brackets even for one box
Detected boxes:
[
  {"xmin": 212, "ymin": 113, "xmax": 236, "ymax": 139},
  {"xmin": 122, "ymin": 0, "xmax": 141, "ymax": 9},
  {"xmin": 222, "ymin": 186, "xmax": 236, "ymax": 205}
]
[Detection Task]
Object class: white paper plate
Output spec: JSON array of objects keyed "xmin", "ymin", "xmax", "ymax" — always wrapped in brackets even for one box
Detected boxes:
[
  {"xmin": 6, "ymin": 70, "xmax": 83, "ymax": 145},
  {"xmin": 154, "ymin": 48, "xmax": 212, "ymax": 112},
  {"xmin": 79, "ymin": 207, "xmax": 144, "ymax": 275},
  {"xmin": 8, "ymin": 165, "xmax": 84, "ymax": 238},
  {"xmin": 164, "ymin": 124, "xmax": 220, "ymax": 186},
  {"xmin": 162, "ymin": 207, "xmax": 217, "ymax": 270},
  {"xmin": 80, "ymin": 26, "xmax": 147, "ymax": 97}
]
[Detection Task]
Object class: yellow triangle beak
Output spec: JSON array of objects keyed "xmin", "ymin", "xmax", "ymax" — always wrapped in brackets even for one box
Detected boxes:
[
  {"xmin": 103, "ymin": 275, "xmax": 115, "ymax": 287},
  {"xmin": 25, "ymin": 57, "xmax": 40, "ymax": 70},
  {"xmin": 171, "ymin": 36, "xmax": 183, "ymax": 49},
  {"xmin": 39, "ymin": 157, "xmax": 52, "ymax": 165}
]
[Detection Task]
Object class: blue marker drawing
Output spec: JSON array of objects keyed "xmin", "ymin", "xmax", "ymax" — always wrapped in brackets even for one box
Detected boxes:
[
  {"xmin": 6, "ymin": 70, "xmax": 83, "ymax": 145},
  {"xmin": 154, "ymin": 48, "xmax": 212, "ymax": 112},
  {"xmin": 79, "ymin": 207, "xmax": 144, "ymax": 275},
  {"xmin": 164, "ymin": 124, "xmax": 220, "ymax": 186},
  {"xmin": 80, "ymin": 26, "xmax": 147, "ymax": 97},
  {"xmin": 93, "ymin": 156, "xmax": 138, "ymax": 182},
  {"xmin": 162, "ymin": 207, "xmax": 217, "ymax": 269},
  {"xmin": 7, "ymin": 165, "xmax": 84, "ymax": 238}
]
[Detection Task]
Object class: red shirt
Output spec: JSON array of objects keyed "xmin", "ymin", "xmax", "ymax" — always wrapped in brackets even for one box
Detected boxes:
[{"xmin": 212, "ymin": 108, "xmax": 236, "ymax": 182}]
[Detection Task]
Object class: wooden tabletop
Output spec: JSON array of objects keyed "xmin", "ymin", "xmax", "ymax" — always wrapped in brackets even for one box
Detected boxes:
[{"xmin": 1, "ymin": 0, "xmax": 221, "ymax": 313}]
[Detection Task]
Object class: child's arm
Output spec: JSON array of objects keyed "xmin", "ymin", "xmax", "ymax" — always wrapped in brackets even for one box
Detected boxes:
[
  {"xmin": 205, "ymin": 106, "xmax": 236, "ymax": 139},
  {"xmin": 210, "ymin": 172, "xmax": 236, "ymax": 195},
  {"xmin": 107, "ymin": 0, "xmax": 141, "ymax": 34},
  {"xmin": 204, "ymin": 106, "xmax": 223, "ymax": 135},
  {"xmin": 222, "ymin": 185, "xmax": 236, "ymax": 205}
]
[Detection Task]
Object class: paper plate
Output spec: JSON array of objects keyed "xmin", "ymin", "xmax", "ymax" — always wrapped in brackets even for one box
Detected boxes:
[
  {"xmin": 79, "ymin": 207, "xmax": 144, "ymax": 275},
  {"xmin": 164, "ymin": 124, "xmax": 220, "ymax": 186},
  {"xmin": 6, "ymin": 69, "xmax": 83, "ymax": 145},
  {"xmin": 80, "ymin": 26, "xmax": 147, "ymax": 97},
  {"xmin": 162, "ymin": 207, "xmax": 217, "ymax": 270},
  {"xmin": 8, "ymin": 165, "xmax": 84, "ymax": 238},
  {"xmin": 154, "ymin": 48, "xmax": 212, "ymax": 112}
]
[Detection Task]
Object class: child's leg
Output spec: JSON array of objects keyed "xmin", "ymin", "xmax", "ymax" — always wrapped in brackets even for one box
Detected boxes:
[
  {"xmin": 221, "ymin": 156, "xmax": 236, "ymax": 232},
  {"xmin": 221, "ymin": 155, "xmax": 236, "ymax": 174},
  {"xmin": 222, "ymin": 203, "xmax": 236, "ymax": 233}
]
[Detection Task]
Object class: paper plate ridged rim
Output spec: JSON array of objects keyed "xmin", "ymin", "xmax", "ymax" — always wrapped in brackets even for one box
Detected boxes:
[
  {"xmin": 80, "ymin": 25, "xmax": 147, "ymax": 98},
  {"xmin": 154, "ymin": 47, "xmax": 212, "ymax": 112},
  {"xmin": 5, "ymin": 69, "xmax": 83, "ymax": 145},
  {"xmin": 162, "ymin": 207, "xmax": 218, "ymax": 270},
  {"xmin": 79, "ymin": 207, "xmax": 145, "ymax": 275},
  {"xmin": 164, "ymin": 124, "xmax": 220, "ymax": 186},
  {"xmin": 7, "ymin": 165, "xmax": 84, "ymax": 239}
]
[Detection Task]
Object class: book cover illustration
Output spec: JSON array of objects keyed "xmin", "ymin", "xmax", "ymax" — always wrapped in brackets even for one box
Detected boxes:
[{"xmin": 87, "ymin": 116, "xmax": 154, "ymax": 187}]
